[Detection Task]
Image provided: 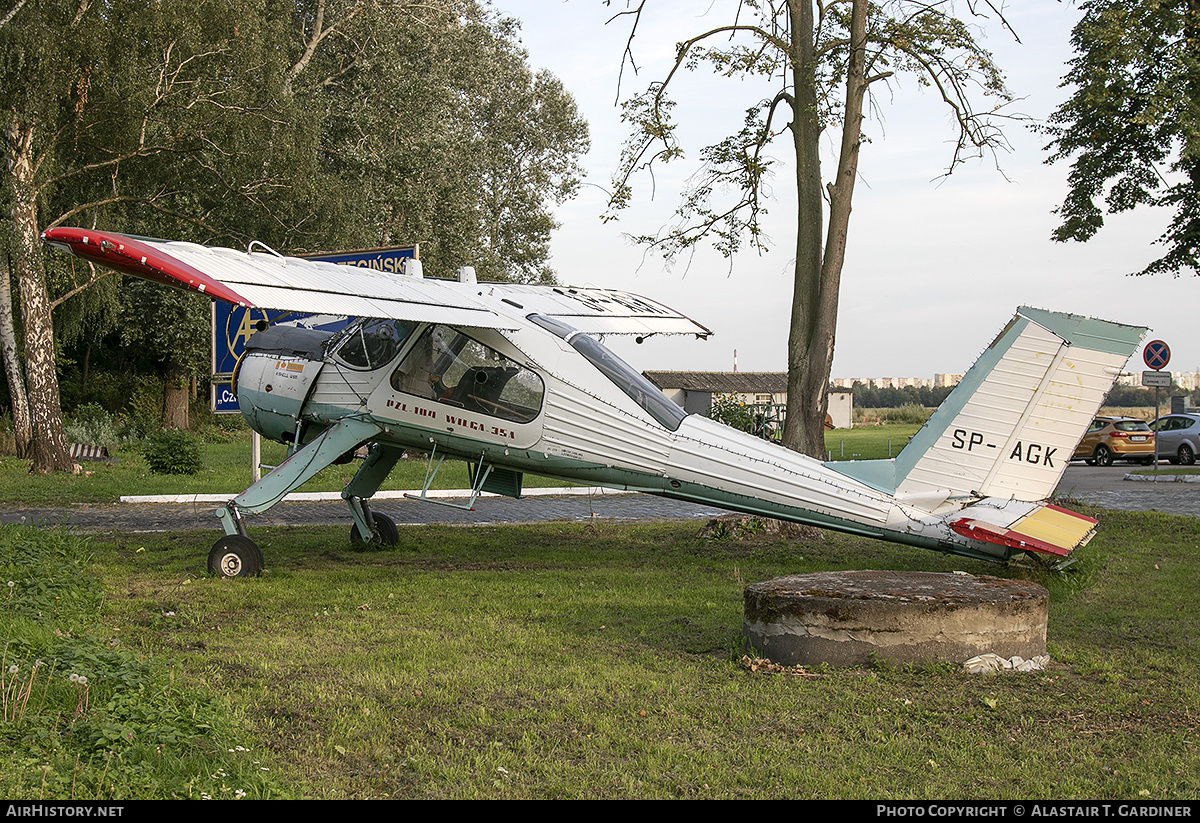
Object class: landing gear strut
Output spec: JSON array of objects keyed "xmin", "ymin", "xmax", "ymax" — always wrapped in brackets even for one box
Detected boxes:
[{"xmin": 210, "ymin": 426, "xmax": 404, "ymax": 575}]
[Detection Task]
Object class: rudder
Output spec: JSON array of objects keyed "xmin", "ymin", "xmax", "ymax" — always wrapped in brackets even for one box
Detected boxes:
[{"xmin": 892, "ymin": 307, "xmax": 1147, "ymax": 504}]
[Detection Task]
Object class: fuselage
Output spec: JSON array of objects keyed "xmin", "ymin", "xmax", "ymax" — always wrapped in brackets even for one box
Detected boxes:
[{"xmin": 235, "ymin": 315, "xmax": 1012, "ymax": 563}]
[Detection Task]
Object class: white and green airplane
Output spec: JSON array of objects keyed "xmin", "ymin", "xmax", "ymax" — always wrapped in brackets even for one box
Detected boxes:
[{"xmin": 44, "ymin": 227, "xmax": 1147, "ymax": 577}]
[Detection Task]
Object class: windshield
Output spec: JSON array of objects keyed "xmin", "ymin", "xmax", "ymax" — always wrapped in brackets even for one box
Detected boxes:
[
  {"xmin": 529, "ymin": 314, "xmax": 687, "ymax": 431},
  {"xmin": 333, "ymin": 318, "xmax": 415, "ymax": 370}
]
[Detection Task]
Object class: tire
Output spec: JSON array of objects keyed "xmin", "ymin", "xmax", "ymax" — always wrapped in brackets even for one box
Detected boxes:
[
  {"xmin": 350, "ymin": 512, "xmax": 400, "ymax": 547},
  {"xmin": 1094, "ymin": 445, "xmax": 1114, "ymax": 467},
  {"xmin": 208, "ymin": 535, "xmax": 264, "ymax": 578},
  {"xmin": 1179, "ymin": 444, "xmax": 1196, "ymax": 466},
  {"xmin": 1136, "ymin": 456, "xmax": 1155, "ymax": 466}
]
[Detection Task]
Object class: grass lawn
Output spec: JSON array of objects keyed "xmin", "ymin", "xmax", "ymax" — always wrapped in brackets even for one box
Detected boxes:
[
  {"xmin": 0, "ymin": 439, "xmax": 549, "ymax": 507},
  {"xmin": 4, "ymin": 420, "xmax": 1195, "ymax": 799},
  {"xmin": 3, "ymin": 501, "xmax": 1197, "ymax": 799},
  {"xmin": 825, "ymin": 423, "xmax": 919, "ymax": 460}
]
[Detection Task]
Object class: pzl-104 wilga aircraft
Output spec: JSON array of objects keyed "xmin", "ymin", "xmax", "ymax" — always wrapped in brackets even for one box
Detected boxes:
[{"xmin": 43, "ymin": 227, "xmax": 1147, "ymax": 577}]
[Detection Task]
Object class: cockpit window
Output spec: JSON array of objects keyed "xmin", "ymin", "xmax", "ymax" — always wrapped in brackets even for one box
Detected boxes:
[
  {"xmin": 528, "ymin": 313, "xmax": 687, "ymax": 431},
  {"xmin": 334, "ymin": 318, "xmax": 414, "ymax": 370},
  {"xmin": 390, "ymin": 325, "xmax": 544, "ymax": 424}
]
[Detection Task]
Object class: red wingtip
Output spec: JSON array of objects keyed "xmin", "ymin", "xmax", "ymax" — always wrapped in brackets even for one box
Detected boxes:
[{"xmin": 42, "ymin": 227, "xmax": 253, "ymax": 307}]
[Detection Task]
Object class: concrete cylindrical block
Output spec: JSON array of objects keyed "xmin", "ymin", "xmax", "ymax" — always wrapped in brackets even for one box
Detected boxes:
[{"xmin": 743, "ymin": 570, "xmax": 1049, "ymax": 667}]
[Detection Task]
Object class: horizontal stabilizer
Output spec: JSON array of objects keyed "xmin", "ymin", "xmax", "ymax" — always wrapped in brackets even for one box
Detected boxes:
[{"xmin": 950, "ymin": 501, "xmax": 1098, "ymax": 558}]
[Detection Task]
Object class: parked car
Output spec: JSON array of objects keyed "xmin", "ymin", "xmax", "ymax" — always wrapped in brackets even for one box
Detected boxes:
[
  {"xmin": 1150, "ymin": 413, "xmax": 1200, "ymax": 465},
  {"xmin": 1072, "ymin": 416, "xmax": 1155, "ymax": 466}
]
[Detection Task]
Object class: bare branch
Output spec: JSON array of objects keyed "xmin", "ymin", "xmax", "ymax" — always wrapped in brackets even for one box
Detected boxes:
[
  {"xmin": 50, "ymin": 262, "xmax": 109, "ymax": 311},
  {"xmin": 0, "ymin": 0, "xmax": 28, "ymax": 29}
]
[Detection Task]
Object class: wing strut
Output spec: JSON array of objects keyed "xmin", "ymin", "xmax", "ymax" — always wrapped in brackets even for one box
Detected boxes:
[{"xmin": 217, "ymin": 416, "xmax": 382, "ymax": 535}]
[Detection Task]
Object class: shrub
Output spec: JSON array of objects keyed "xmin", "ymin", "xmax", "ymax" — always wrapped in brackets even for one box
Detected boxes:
[
  {"xmin": 707, "ymin": 393, "xmax": 755, "ymax": 433},
  {"xmin": 879, "ymin": 403, "xmax": 933, "ymax": 425},
  {"xmin": 0, "ymin": 411, "xmax": 15, "ymax": 457},
  {"xmin": 64, "ymin": 403, "xmax": 122, "ymax": 453},
  {"xmin": 140, "ymin": 429, "xmax": 203, "ymax": 475},
  {"xmin": 125, "ymin": 376, "xmax": 165, "ymax": 439}
]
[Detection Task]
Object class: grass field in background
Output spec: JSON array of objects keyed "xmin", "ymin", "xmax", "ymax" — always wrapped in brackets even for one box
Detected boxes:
[
  {"xmin": 0, "ymin": 422, "xmax": 926, "ymax": 506},
  {"xmin": 825, "ymin": 423, "xmax": 920, "ymax": 461},
  {"xmin": 0, "ymin": 439, "xmax": 555, "ymax": 506}
]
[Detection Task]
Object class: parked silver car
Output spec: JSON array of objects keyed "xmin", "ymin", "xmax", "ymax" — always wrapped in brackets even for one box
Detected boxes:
[{"xmin": 1150, "ymin": 413, "xmax": 1200, "ymax": 465}]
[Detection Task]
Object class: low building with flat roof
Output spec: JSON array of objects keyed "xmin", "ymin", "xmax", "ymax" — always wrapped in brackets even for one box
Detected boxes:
[{"xmin": 643, "ymin": 371, "xmax": 854, "ymax": 429}]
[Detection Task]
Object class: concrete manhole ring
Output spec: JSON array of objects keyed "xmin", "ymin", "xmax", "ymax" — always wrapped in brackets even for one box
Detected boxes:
[{"xmin": 743, "ymin": 570, "xmax": 1048, "ymax": 667}]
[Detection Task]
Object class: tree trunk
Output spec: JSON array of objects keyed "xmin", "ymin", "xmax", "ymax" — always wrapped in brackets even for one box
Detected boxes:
[
  {"xmin": 782, "ymin": 0, "xmax": 869, "ymax": 459},
  {"xmin": 0, "ymin": 250, "xmax": 33, "ymax": 458},
  {"xmin": 7, "ymin": 120, "xmax": 73, "ymax": 473},
  {"xmin": 781, "ymin": 0, "xmax": 827, "ymax": 458},
  {"xmin": 163, "ymin": 358, "xmax": 190, "ymax": 430}
]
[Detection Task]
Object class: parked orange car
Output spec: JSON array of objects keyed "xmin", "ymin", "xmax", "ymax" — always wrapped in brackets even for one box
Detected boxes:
[{"xmin": 1072, "ymin": 416, "xmax": 1155, "ymax": 466}]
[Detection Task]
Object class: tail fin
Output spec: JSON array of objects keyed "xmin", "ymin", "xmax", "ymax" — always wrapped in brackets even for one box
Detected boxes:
[
  {"xmin": 833, "ymin": 307, "xmax": 1147, "ymax": 505},
  {"xmin": 894, "ymin": 307, "xmax": 1146, "ymax": 502}
]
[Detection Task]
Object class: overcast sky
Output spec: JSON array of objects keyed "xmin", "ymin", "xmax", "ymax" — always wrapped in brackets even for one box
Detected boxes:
[{"xmin": 490, "ymin": 0, "xmax": 1190, "ymax": 381}]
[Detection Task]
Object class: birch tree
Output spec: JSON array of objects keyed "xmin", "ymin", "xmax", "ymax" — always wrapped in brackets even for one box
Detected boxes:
[
  {"xmin": 0, "ymin": 0, "xmax": 294, "ymax": 468},
  {"xmin": 607, "ymin": 0, "xmax": 1017, "ymax": 457},
  {"xmin": 2, "ymin": 0, "xmax": 587, "ymax": 464}
]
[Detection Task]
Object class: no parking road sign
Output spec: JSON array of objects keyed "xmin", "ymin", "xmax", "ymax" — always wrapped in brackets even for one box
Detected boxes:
[{"xmin": 1144, "ymin": 340, "xmax": 1171, "ymax": 371}]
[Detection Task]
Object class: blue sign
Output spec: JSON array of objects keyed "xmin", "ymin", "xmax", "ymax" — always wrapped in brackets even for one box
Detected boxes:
[
  {"xmin": 298, "ymin": 246, "xmax": 417, "ymax": 273},
  {"xmin": 210, "ymin": 244, "xmax": 417, "ymax": 413}
]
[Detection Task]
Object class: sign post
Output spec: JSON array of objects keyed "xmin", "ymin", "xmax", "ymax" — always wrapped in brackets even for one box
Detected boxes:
[{"xmin": 1143, "ymin": 340, "xmax": 1171, "ymax": 472}]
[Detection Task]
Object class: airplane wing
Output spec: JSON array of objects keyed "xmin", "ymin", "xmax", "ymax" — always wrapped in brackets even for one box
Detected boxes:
[
  {"xmin": 482, "ymin": 283, "xmax": 711, "ymax": 337},
  {"xmin": 41, "ymin": 227, "xmax": 710, "ymax": 337}
]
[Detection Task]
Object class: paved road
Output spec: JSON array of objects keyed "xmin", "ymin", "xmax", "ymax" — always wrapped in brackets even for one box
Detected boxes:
[
  {"xmin": 1054, "ymin": 464, "xmax": 1200, "ymax": 517},
  {"xmin": 0, "ymin": 464, "xmax": 1194, "ymax": 534},
  {"xmin": 0, "ymin": 490, "xmax": 731, "ymax": 534}
]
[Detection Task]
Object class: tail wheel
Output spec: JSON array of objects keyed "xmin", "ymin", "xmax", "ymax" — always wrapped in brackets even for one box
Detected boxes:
[
  {"xmin": 209, "ymin": 535, "xmax": 264, "ymax": 578},
  {"xmin": 1094, "ymin": 445, "xmax": 1114, "ymax": 467},
  {"xmin": 350, "ymin": 512, "xmax": 400, "ymax": 546},
  {"xmin": 1179, "ymin": 444, "xmax": 1196, "ymax": 466}
]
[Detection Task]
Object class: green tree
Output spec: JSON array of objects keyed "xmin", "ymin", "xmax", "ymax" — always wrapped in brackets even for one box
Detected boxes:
[
  {"xmin": 0, "ymin": 0, "xmax": 314, "ymax": 468},
  {"xmin": 3, "ymin": 0, "xmax": 587, "ymax": 464},
  {"xmin": 132, "ymin": 1, "xmax": 590, "ymax": 422},
  {"xmin": 286, "ymin": 1, "xmax": 588, "ymax": 281},
  {"xmin": 606, "ymin": 0, "xmax": 1016, "ymax": 457},
  {"xmin": 1043, "ymin": 0, "xmax": 1200, "ymax": 277}
]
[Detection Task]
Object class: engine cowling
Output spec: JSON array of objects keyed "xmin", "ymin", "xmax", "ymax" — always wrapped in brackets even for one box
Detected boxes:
[{"xmin": 234, "ymin": 325, "xmax": 332, "ymax": 444}]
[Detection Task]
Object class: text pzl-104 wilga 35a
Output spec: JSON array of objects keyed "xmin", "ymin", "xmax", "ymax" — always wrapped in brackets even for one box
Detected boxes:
[{"xmin": 42, "ymin": 227, "xmax": 1148, "ymax": 577}]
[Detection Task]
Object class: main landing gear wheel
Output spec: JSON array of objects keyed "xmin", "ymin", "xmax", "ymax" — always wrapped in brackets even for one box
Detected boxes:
[
  {"xmin": 209, "ymin": 535, "xmax": 264, "ymax": 578},
  {"xmin": 1094, "ymin": 445, "xmax": 1114, "ymax": 467},
  {"xmin": 350, "ymin": 512, "xmax": 400, "ymax": 547}
]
